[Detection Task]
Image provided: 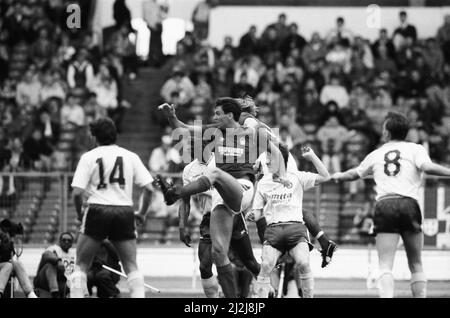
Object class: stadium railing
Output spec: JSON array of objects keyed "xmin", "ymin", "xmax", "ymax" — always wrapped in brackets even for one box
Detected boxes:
[{"xmin": 0, "ymin": 172, "xmax": 449, "ymax": 249}]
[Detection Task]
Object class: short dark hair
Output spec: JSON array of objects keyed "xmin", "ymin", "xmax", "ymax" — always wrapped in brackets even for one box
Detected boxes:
[
  {"xmin": 399, "ymin": 10, "xmax": 407, "ymax": 17},
  {"xmin": 384, "ymin": 112, "xmax": 410, "ymax": 141},
  {"xmin": 89, "ymin": 117, "xmax": 117, "ymax": 145},
  {"xmin": 337, "ymin": 17, "xmax": 344, "ymax": 23},
  {"xmin": 216, "ymin": 98, "xmax": 242, "ymax": 122},
  {"xmin": 59, "ymin": 232, "xmax": 74, "ymax": 241}
]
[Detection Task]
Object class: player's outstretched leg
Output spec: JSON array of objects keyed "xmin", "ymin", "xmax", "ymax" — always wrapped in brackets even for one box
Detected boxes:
[
  {"xmin": 303, "ymin": 209, "xmax": 337, "ymax": 268},
  {"xmin": 210, "ymin": 205, "xmax": 237, "ymax": 298},
  {"xmin": 255, "ymin": 245, "xmax": 280, "ymax": 298},
  {"xmin": 401, "ymin": 231, "xmax": 427, "ymax": 298},
  {"xmin": 290, "ymin": 242, "xmax": 314, "ymax": 298},
  {"xmin": 198, "ymin": 239, "xmax": 219, "ymax": 298},
  {"xmin": 112, "ymin": 239, "xmax": 145, "ymax": 298},
  {"xmin": 375, "ymin": 233, "xmax": 399, "ymax": 298},
  {"xmin": 70, "ymin": 234, "xmax": 102, "ymax": 298}
]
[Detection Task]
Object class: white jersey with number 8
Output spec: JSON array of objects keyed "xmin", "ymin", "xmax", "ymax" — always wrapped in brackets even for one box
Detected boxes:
[
  {"xmin": 71, "ymin": 145, "xmax": 154, "ymax": 206},
  {"xmin": 355, "ymin": 141, "xmax": 432, "ymax": 202}
]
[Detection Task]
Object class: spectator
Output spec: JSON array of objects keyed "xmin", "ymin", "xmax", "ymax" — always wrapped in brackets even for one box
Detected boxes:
[
  {"xmin": 280, "ymin": 23, "xmax": 306, "ymax": 59},
  {"xmin": 278, "ymin": 114, "xmax": 307, "ymax": 148},
  {"xmin": 422, "ymin": 38, "xmax": 445, "ymax": 79},
  {"xmin": 0, "ymin": 219, "xmax": 37, "ymax": 298},
  {"xmin": 374, "ymin": 45, "xmax": 398, "ymax": 77},
  {"xmin": 256, "ymin": 79, "xmax": 280, "ymax": 112},
  {"xmin": 84, "ymin": 92, "xmax": 106, "ymax": 124},
  {"xmin": 31, "ymin": 27, "xmax": 55, "ymax": 69},
  {"xmin": 297, "ymin": 89, "xmax": 325, "ymax": 129},
  {"xmin": 192, "ymin": 0, "xmax": 217, "ymax": 41},
  {"xmin": 160, "ymin": 68, "xmax": 196, "ymax": 105},
  {"xmin": 325, "ymin": 40, "xmax": 352, "ymax": 73},
  {"xmin": 56, "ymin": 32, "xmax": 76, "ymax": 66},
  {"xmin": 113, "ymin": 0, "xmax": 132, "ymax": 31},
  {"xmin": 231, "ymin": 72, "xmax": 256, "ymax": 99},
  {"xmin": 15, "ymin": 68, "xmax": 42, "ymax": 108},
  {"xmin": 393, "ymin": 11, "xmax": 417, "ymax": 49},
  {"xmin": 23, "ymin": 128, "xmax": 53, "ymax": 171},
  {"xmin": 326, "ymin": 17, "xmax": 354, "ymax": 45},
  {"xmin": 33, "ymin": 232, "xmax": 75, "ymax": 298},
  {"xmin": 265, "ymin": 13, "xmax": 289, "ymax": 42},
  {"xmin": 320, "ymin": 74, "xmax": 349, "ymax": 108},
  {"xmin": 89, "ymin": 64, "xmax": 123, "ymax": 131},
  {"xmin": 238, "ymin": 25, "xmax": 259, "ymax": 56},
  {"xmin": 66, "ymin": 48, "xmax": 95, "ymax": 89},
  {"xmin": 36, "ymin": 109, "xmax": 61, "ymax": 146},
  {"xmin": 143, "ymin": 0, "xmax": 167, "ymax": 67},
  {"xmin": 234, "ymin": 58, "xmax": 259, "ymax": 88},
  {"xmin": 437, "ymin": 14, "xmax": 450, "ymax": 63},
  {"xmin": 302, "ymin": 32, "xmax": 327, "ymax": 66},
  {"xmin": 194, "ymin": 72, "xmax": 213, "ymax": 102},
  {"xmin": 149, "ymin": 127, "xmax": 182, "ymax": 173},
  {"xmin": 258, "ymin": 26, "xmax": 280, "ymax": 56},
  {"xmin": 87, "ymin": 240, "xmax": 121, "ymax": 298},
  {"xmin": 40, "ymin": 70, "xmax": 66, "ymax": 102},
  {"xmin": 107, "ymin": 23, "xmax": 138, "ymax": 80},
  {"xmin": 60, "ymin": 93, "xmax": 85, "ymax": 129},
  {"xmin": 212, "ymin": 63, "xmax": 233, "ymax": 98},
  {"xmin": 316, "ymin": 116, "xmax": 349, "ymax": 173},
  {"xmin": 372, "ymin": 28, "xmax": 396, "ymax": 59}
]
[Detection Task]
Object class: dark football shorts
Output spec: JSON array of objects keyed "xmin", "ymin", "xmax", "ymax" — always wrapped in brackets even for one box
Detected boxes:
[
  {"xmin": 199, "ymin": 212, "xmax": 248, "ymax": 242},
  {"xmin": 264, "ymin": 223, "xmax": 309, "ymax": 253},
  {"xmin": 80, "ymin": 204, "xmax": 136, "ymax": 241},
  {"xmin": 373, "ymin": 196, "xmax": 422, "ymax": 235}
]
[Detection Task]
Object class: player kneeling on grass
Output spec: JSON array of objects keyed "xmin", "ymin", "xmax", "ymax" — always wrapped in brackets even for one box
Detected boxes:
[{"xmin": 250, "ymin": 145, "xmax": 330, "ymax": 298}]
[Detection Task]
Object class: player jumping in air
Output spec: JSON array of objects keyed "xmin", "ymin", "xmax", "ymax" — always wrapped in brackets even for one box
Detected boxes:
[
  {"xmin": 156, "ymin": 98, "xmax": 278, "ymax": 298},
  {"xmin": 332, "ymin": 112, "xmax": 450, "ymax": 298},
  {"xmin": 70, "ymin": 118, "xmax": 154, "ymax": 298},
  {"xmin": 250, "ymin": 144, "xmax": 330, "ymax": 298},
  {"xmin": 178, "ymin": 137, "xmax": 261, "ymax": 297},
  {"xmin": 159, "ymin": 98, "xmax": 337, "ymax": 267}
]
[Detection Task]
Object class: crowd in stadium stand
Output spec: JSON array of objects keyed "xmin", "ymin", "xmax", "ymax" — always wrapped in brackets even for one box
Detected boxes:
[
  {"xmin": 0, "ymin": 0, "xmax": 135, "ymax": 177},
  {"xmin": 157, "ymin": 10, "xmax": 450, "ymax": 183}
]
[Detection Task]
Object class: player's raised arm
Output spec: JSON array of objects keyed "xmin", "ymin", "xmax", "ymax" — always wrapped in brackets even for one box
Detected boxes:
[
  {"xmin": 332, "ymin": 152, "xmax": 373, "ymax": 182},
  {"xmin": 301, "ymin": 146, "xmax": 331, "ymax": 185},
  {"xmin": 420, "ymin": 162, "xmax": 450, "ymax": 177},
  {"xmin": 158, "ymin": 103, "xmax": 219, "ymax": 133}
]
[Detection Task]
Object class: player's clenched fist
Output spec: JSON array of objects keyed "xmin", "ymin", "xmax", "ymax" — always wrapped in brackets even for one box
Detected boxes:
[
  {"xmin": 158, "ymin": 103, "xmax": 176, "ymax": 117},
  {"xmin": 301, "ymin": 146, "xmax": 316, "ymax": 161}
]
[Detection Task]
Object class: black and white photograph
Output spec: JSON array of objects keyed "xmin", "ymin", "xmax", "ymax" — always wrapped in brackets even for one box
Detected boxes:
[{"xmin": 0, "ymin": 0, "xmax": 449, "ymax": 304}]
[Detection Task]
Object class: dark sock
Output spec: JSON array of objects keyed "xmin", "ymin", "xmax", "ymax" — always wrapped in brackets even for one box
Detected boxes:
[
  {"xmin": 318, "ymin": 234, "xmax": 330, "ymax": 251},
  {"xmin": 217, "ymin": 264, "xmax": 237, "ymax": 298},
  {"xmin": 256, "ymin": 218, "xmax": 267, "ymax": 244},
  {"xmin": 179, "ymin": 176, "xmax": 212, "ymax": 198}
]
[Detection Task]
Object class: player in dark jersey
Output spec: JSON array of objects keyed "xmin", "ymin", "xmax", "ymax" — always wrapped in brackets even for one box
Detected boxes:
[{"xmin": 156, "ymin": 98, "xmax": 277, "ymax": 298}]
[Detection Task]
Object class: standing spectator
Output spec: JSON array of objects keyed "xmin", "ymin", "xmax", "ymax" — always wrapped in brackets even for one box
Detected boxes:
[
  {"xmin": 113, "ymin": 0, "xmax": 132, "ymax": 31},
  {"xmin": 192, "ymin": 0, "xmax": 217, "ymax": 41},
  {"xmin": 320, "ymin": 75, "xmax": 349, "ymax": 108},
  {"xmin": 87, "ymin": 240, "xmax": 121, "ymax": 298},
  {"xmin": 280, "ymin": 23, "xmax": 306, "ymax": 59},
  {"xmin": 67, "ymin": 49, "xmax": 95, "ymax": 89},
  {"xmin": 238, "ymin": 25, "xmax": 258, "ymax": 56},
  {"xmin": 33, "ymin": 232, "xmax": 75, "ymax": 298},
  {"xmin": 393, "ymin": 11, "xmax": 417, "ymax": 50},
  {"xmin": 317, "ymin": 116, "xmax": 349, "ymax": 173},
  {"xmin": 437, "ymin": 14, "xmax": 450, "ymax": 63},
  {"xmin": 107, "ymin": 23, "xmax": 138, "ymax": 80},
  {"xmin": 372, "ymin": 28, "xmax": 396, "ymax": 59},
  {"xmin": 16, "ymin": 68, "xmax": 42, "ymax": 108},
  {"xmin": 143, "ymin": 0, "xmax": 167, "ymax": 67},
  {"xmin": 326, "ymin": 17, "xmax": 354, "ymax": 45},
  {"xmin": 265, "ymin": 13, "xmax": 289, "ymax": 41}
]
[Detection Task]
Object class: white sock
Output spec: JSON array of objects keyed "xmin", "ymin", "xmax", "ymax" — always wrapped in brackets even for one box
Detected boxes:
[
  {"xmin": 70, "ymin": 271, "xmax": 87, "ymax": 298},
  {"xmin": 411, "ymin": 272, "xmax": 427, "ymax": 298},
  {"xmin": 378, "ymin": 270, "xmax": 394, "ymax": 298},
  {"xmin": 299, "ymin": 271, "xmax": 314, "ymax": 298},
  {"xmin": 201, "ymin": 276, "xmax": 219, "ymax": 298},
  {"xmin": 27, "ymin": 291, "xmax": 38, "ymax": 298},
  {"xmin": 127, "ymin": 271, "xmax": 145, "ymax": 298},
  {"xmin": 255, "ymin": 276, "xmax": 272, "ymax": 298}
]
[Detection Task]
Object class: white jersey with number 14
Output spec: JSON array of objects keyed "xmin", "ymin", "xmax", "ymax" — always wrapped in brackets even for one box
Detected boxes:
[
  {"xmin": 355, "ymin": 141, "xmax": 432, "ymax": 202},
  {"xmin": 71, "ymin": 145, "xmax": 154, "ymax": 206}
]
